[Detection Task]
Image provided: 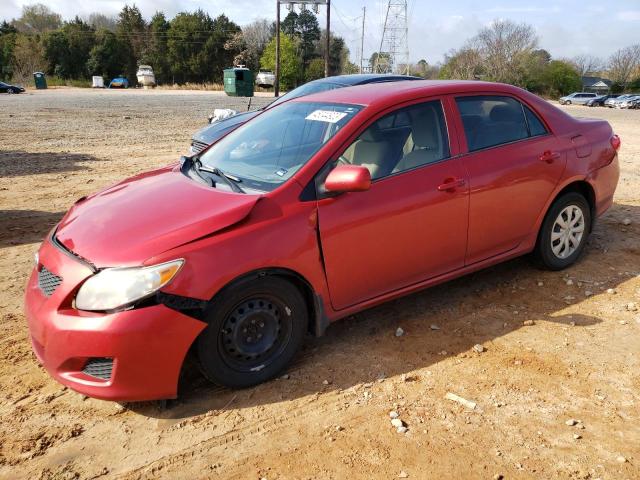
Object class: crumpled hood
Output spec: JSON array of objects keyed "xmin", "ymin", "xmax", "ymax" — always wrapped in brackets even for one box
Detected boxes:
[{"xmin": 55, "ymin": 165, "xmax": 260, "ymax": 267}]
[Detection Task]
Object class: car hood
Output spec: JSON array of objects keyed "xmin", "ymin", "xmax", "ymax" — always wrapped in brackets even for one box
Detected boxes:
[
  {"xmin": 55, "ymin": 166, "xmax": 260, "ymax": 267},
  {"xmin": 192, "ymin": 110, "xmax": 260, "ymax": 145}
]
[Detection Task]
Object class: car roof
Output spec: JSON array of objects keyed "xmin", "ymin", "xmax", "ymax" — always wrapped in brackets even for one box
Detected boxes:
[
  {"xmin": 310, "ymin": 73, "xmax": 421, "ymax": 86},
  {"xmin": 292, "ymin": 79, "xmax": 529, "ymax": 109}
]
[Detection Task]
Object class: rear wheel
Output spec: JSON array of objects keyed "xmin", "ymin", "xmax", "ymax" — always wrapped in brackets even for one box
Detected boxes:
[
  {"xmin": 197, "ymin": 276, "xmax": 308, "ymax": 388},
  {"xmin": 534, "ymin": 192, "xmax": 591, "ymax": 270}
]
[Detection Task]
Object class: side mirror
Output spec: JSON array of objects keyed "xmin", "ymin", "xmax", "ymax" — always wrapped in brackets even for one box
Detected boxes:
[{"xmin": 324, "ymin": 165, "xmax": 371, "ymax": 193}]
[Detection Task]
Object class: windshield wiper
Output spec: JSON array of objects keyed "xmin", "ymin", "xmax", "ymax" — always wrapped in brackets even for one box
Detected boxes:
[{"xmin": 193, "ymin": 159, "xmax": 245, "ymax": 194}]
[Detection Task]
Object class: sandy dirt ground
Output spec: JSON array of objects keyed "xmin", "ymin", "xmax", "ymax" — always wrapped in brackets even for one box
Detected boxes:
[{"xmin": 0, "ymin": 88, "xmax": 639, "ymax": 480}]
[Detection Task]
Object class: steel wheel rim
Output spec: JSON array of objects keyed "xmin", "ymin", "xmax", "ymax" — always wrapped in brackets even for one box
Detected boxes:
[
  {"xmin": 218, "ymin": 296, "xmax": 292, "ymax": 373},
  {"xmin": 551, "ymin": 205, "xmax": 585, "ymax": 259}
]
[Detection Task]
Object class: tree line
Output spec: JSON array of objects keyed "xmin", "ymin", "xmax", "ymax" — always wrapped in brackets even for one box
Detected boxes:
[
  {"xmin": 2, "ymin": 6, "xmax": 639, "ymax": 95},
  {"xmin": 0, "ymin": 3, "xmax": 354, "ymax": 88},
  {"xmin": 435, "ymin": 20, "xmax": 640, "ymax": 96}
]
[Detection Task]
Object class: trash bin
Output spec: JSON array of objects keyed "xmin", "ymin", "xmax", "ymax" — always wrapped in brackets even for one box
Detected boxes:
[
  {"xmin": 223, "ymin": 67, "xmax": 254, "ymax": 97},
  {"xmin": 33, "ymin": 72, "xmax": 47, "ymax": 89}
]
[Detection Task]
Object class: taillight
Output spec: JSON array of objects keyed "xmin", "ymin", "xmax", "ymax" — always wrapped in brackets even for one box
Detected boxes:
[{"xmin": 611, "ymin": 134, "xmax": 621, "ymax": 151}]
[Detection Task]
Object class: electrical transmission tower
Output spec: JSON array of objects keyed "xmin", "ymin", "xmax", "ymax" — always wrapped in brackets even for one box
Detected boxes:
[{"xmin": 375, "ymin": 1, "xmax": 409, "ymax": 75}]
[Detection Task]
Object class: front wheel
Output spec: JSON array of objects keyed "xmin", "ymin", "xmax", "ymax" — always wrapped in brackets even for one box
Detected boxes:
[
  {"xmin": 534, "ymin": 193, "xmax": 591, "ymax": 270},
  {"xmin": 196, "ymin": 276, "xmax": 308, "ymax": 389},
  {"xmin": 565, "ymin": 100, "xmax": 572, "ymax": 105}
]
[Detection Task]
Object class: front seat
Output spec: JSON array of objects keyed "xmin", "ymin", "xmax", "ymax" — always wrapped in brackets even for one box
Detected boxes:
[
  {"xmin": 350, "ymin": 125, "xmax": 391, "ymax": 180},
  {"xmin": 393, "ymin": 109, "xmax": 441, "ymax": 173}
]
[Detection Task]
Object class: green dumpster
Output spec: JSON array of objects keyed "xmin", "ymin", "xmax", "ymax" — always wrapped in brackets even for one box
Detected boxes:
[
  {"xmin": 33, "ymin": 72, "xmax": 47, "ymax": 89},
  {"xmin": 223, "ymin": 67, "xmax": 254, "ymax": 97}
]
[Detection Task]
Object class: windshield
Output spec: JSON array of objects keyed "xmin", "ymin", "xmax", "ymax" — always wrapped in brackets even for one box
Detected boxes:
[
  {"xmin": 267, "ymin": 82, "xmax": 345, "ymax": 109},
  {"xmin": 198, "ymin": 101, "xmax": 361, "ymax": 192}
]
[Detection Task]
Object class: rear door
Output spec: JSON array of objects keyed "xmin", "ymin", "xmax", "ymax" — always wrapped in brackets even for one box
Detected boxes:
[
  {"xmin": 317, "ymin": 98, "xmax": 469, "ymax": 310},
  {"xmin": 453, "ymin": 94, "xmax": 567, "ymax": 265}
]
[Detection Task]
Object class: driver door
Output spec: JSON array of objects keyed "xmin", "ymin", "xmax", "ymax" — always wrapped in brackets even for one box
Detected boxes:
[{"xmin": 317, "ymin": 99, "xmax": 469, "ymax": 310}]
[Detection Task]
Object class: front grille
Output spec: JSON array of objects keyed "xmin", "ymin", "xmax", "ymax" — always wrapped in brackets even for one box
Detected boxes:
[
  {"xmin": 82, "ymin": 358, "xmax": 113, "ymax": 380},
  {"xmin": 38, "ymin": 266, "xmax": 62, "ymax": 297},
  {"xmin": 191, "ymin": 140, "xmax": 208, "ymax": 154}
]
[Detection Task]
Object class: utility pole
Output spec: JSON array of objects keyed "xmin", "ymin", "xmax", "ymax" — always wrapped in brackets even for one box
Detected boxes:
[
  {"xmin": 359, "ymin": 6, "xmax": 366, "ymax": 74},
  {"xmin": 274, "ymin": 1, "xmax": 330, "ymax": 96},
  {"xmin": 275, "ymin": 1, "xmax": 281, "ymax": 97},
  {"xmin": 324, "ymin": 0, "xmax": 331, "ymax": 78}
]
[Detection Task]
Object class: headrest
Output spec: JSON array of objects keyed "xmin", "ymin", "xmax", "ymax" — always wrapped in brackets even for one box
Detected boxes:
[
  {"xmin": 360, "ymin": 123, "xmax": 381, "ymax": 142},
  {"xmin": 489, "ymin": 104, "xmax": 521, "ymax": 123},
  {"xmin": 412, "ymin": 109, "xmax": 438, "ymax": 148}
]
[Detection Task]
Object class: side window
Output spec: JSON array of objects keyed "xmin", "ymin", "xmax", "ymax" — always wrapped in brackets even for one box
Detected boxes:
[
  {"xmin": 456, "ymin": 95, "xmax": 539, "ymax": 152},
  {"xmin": 523, "ymin": 105, "xmax": 547, "ymax": 137},
  {"xmin": 338, "ymin": 100, "xmax": 450, "ymax": 180}
]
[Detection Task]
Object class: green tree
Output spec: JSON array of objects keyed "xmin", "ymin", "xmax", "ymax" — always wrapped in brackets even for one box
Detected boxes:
[
  {"xmin": 87, "ymin": 29, "xmax": 126, "ymax": 80},
  {"xmin": 205, "ymin": 14, "xmax": 242, "ymax": 81},
  {"xmin": 0, "ymin": 21, "xmax": 18, "ymax": 80},
  {"xmin": 116, "ymin": 5, "xmax": 146, "ymax": 84},
  {"xmin": 141, "ymin": 12, "xmax": 170, "ymax": 83},
  {"xmin": 167, "ymin": 10, "xmax": 240, "ymax": 84},
  {"xmin": 305, "ymin": 57, "xmax": 324, "ymax": 81},
  {"xmin": 296, "ymin": 10, "xmax": 320, "ymax": 67},
  {"xmin": 522, "ymin": 49, "xmax": 552, "ymax": 93},
  {"xmin": 540, "ymin": 60, "xmax": 581, "ymax": 96},
  {"xmin": 317, "ymin": 31, "xmax": 349, "ymax": 76},
  {"xmin": 281, "ymin": 11, "xmax": 298, "ymax": 36},
  {"xmin": 260, "ymin": 33, "xmax": 301, "ymax": 89},
  {"xmin": 43, "ymin": 17, "xmax": 95, "ymax": 79}
]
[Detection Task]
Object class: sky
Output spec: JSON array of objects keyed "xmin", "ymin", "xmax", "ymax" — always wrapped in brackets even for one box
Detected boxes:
[{"xmin": 1, "ymin": 0, "xmax": 639, "ymax": 66}]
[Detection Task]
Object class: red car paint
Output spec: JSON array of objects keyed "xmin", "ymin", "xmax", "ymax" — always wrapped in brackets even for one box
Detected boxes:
[{"xmin": 24, "ymin": 80, "xmax": 620, "ymax": 401}]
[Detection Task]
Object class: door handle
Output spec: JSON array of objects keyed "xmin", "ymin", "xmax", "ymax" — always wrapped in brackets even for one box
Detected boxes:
[
  {"xmin": 540, "ymin": 151, "xmax": 560, "ymax": 163},
  {"xmin": 437, "ymin": 177, "xmax": 465, "ymax": 192}
]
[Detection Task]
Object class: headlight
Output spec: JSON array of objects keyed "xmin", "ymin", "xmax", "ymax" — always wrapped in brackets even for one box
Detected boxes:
[{"xmin": 75, "ymin": 259, "xmax": 184, "ymax": 311}]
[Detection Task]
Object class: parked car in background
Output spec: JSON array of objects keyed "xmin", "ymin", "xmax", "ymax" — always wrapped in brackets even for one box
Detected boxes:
[
  {"xmin": 0, "ymin": 81, "xmax": 25, "ymax": 94},
  {"xmin": 558, "ymin": 92, "xmax": 597, "ymax": 105},
  {"xmin": 255, "ymin": 70, "xmax": 275, "ymax": 87},
  {"xmin": 616, "ymin": 95, "xmax": 640, "ymax": 109},
  {"xmin": 190, "ymin": 74, "xmax": 421, "ymax": 154},
  {"xmin": 586, "ymin": 94, "xmax": 620, "ymax": 107},
  {"xmin": 25, "ymin": 80, "xmax": 621, "ymax": 401},
  {"xmin": 109, "ymin": 77, "xmax": 129, "ymax": 89},
  {"xmin": 605, "ymin": 94, "xmax": 633, "ymax": 108}
]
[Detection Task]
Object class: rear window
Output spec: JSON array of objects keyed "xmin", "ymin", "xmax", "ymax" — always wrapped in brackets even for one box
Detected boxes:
[
  {"xmin": 456, "ymin": 96, "xmax": 548, "ymax": 152},
  {"xmin": 523, "ymin": 106, "xmax": 547, "ymax": 137}
]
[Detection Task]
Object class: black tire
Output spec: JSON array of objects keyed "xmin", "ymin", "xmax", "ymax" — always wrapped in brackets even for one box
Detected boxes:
[
  {"xmin": 534, "ymin": 192, "xmax": 591, "ymax": 270},
  {"xmin": 196, "ymin": 276, "xmax": 308, "ymax": 389},
  {"xmin": 565, "ymin": 100, "xmax": 572, "ymax": 105},
  {"xmin": 7, "ymin": 88, "xmax": 15, "ymax": 94}
]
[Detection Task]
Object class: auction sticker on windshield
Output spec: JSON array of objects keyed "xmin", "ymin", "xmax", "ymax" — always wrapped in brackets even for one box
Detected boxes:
[{"xmin": 305, "ymin": 110, "xmax": 348, "ymax": 123}]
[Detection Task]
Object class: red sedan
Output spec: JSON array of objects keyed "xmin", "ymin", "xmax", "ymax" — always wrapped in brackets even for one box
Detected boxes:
[{"xmin": 24, "ymin": 81, "xmax": 620, "ymax": 401}]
